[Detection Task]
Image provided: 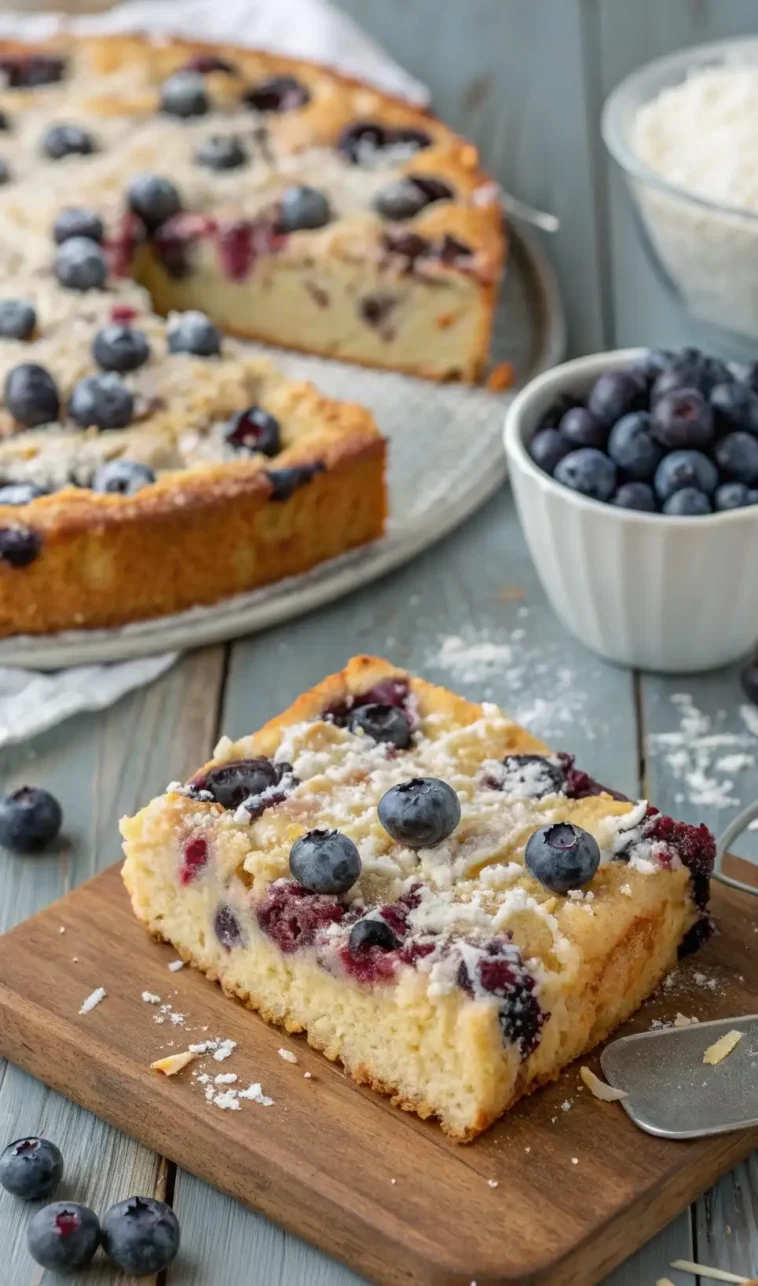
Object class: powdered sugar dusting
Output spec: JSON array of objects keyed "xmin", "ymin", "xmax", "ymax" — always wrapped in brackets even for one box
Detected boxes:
[{"xmin": 649, "ymin": 693, "xmax": 758, "ymax": 810}]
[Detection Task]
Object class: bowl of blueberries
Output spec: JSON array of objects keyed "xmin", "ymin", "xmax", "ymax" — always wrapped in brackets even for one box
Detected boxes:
[{"xmin": 503, "ymin": 344, "xmax": 758, "ymax": 672}]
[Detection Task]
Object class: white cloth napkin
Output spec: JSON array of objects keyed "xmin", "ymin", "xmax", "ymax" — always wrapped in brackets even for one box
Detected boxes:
[{"xmin": 0, "ymin": 0, "xmax": 426, "ymax": 747}]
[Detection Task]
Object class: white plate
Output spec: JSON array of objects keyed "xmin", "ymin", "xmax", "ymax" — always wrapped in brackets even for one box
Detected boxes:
[{"xmin": 0, "ymin": 226, "xmax": 565, "ymax": 669}]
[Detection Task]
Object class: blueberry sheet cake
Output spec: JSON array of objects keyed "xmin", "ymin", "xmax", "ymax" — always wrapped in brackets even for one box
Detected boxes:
[{"xmin": 121, "ymin": 656, "xmax": 715, "ymax": 1140}]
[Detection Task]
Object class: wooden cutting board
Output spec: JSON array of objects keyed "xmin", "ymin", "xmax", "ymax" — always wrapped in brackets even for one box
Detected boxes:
[{"xmin": 0, "ymin": 859, "xmax": 756, "ymax": 1286}]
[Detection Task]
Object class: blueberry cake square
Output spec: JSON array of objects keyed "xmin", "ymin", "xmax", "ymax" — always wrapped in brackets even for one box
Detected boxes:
[{"xmin": 121, "ymin": 656, "xmax": 715, "ymax": 1140}]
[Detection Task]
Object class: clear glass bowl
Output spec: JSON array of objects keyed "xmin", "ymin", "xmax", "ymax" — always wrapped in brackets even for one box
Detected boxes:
[{"xmin": 602, "ymin": 37, "xmax": 758, "ymax": 355}]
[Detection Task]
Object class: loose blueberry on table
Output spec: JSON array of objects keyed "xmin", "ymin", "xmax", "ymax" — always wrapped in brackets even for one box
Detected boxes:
[
  {"xmin": 27, "ymin": 1202, "xmax": 101, "ymax": 1272},
  {"xmin": 0, "ymin": 1136, "xmax": 63, "ymax": 1200},
  {"xmin": 0, "ymin": 786, "xmax": 63, "ymax": 852},
  {"xmin": 530, "ymin": 345, "xmax": 758, "ymax": 512},
  {"xmin": 101, "ymin": 1195, "xmax": 180, "ymax": 1276}
]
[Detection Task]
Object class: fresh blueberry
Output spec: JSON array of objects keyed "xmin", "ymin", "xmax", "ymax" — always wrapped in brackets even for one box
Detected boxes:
[
  {"xmin": 607, "ymin": 411, "xmax": 663, "ymax": 478},
  {"xmin": 713, "ymin": 431, "xmax": 758, "ymax": 485},
  {"xmin": 289, "ymin": 828, "xmax": 362, "ymax": 894},
  {"xmin": 558, "ymin": 405, "xmax": 607, "ymax": 450},
  {"xmin": 654, "ymin": 449, "xmax": 718, "ymax": 502},
  {"xmin": 349, "ymin": 917, "xmax": 399, "ymax": 952},
  {"xmin": 710, "ymin": 381, "xmax": 758, "ymax": 436},
  {"xmin": 278, "ymin": 186, "xmax": 332, "ymax": 233},
  {"xmin": 53, "ymin": 206, "xmax": 104, "ymax": 244},
  {"xmin": 662, "ymin": 487, "xmax": 712, "ymax": 516},
  {"xmin": 223, "ymin": 406, "xmax": 280, "ymax": 456},
  {"xmin": 377, "ymin": 777, "xmax": 461, "ymax": 849},
  {"xmin": 714, "ymin": 482, "xmax": 757, "ymax": 511},
  {"xmin": 0, "ymin": 526, "xmax": 41, "ymax": 567},
  {"xmin": 535, "ymin": 393, "xmax": 581, "ymax": 432},
  {"xmin": 41, "ymin": 123, "xmax": 96, "ymax": 160},
  {"xmin": 55, "ymin": 236, "xmax": 107, "ymax": 291},
  {"xmin": 244, "ymin": 74, "xmax": 311, "ymax": 112},
  {"xmin": 101, "ymin": 1196, "xmax": 179, "ymax": 1276},
  {"xmin": 167, "ymin": 310, "xmax": 221, "ymax": 356},
  {"xmin": 373, "ymin": 175, "xmax": 452, "ymax": 221},
  {"xmin": 0, "ymin": 300, "xmax": 35, "ymax": 341},
  {"xmin": 587, "ymin": 368, "xmax": 644, "ymax": 425},
  {"xmin": 652, "ymin": 353, "xmax": 728, "ymax": 401},
  {"xmin": 529, "ymin": 428, "xmax": 571, "ymax": 474},
  {"xmin": 201, "ymin": 758, "xmax": 283, "ymax": 810},
  {"xmin": 194, "ymin": 134, "xmax": 248, "ymax": 171},
  {"xmin": 524, "ymin": 822, "xmax": 600, "ymax": 894},
  {"xmin": 92, "ymin": 323, "xmax": 150, "ymax": 373},
  {"xmin": 650, "ymin": 388, "xmax": 714, "ymax": 450},
  {"xmin": 69, "ymin": 373, "xmax": 133, "ymax": 430},
  {"xmin": 553, "ymin": 448, "xmax": 617, "ymax": 501},
  {"xmin": 348, "ymin": 703, "xmax": 412, "ymax": 748},
  {"xmin": 160, "ymin": 71, "xmax": 208, "ymax": 118},
  {"xmin": 0, "ymin": 483, "xmax": 45, "ymax": 505},
  {"xmin": 4, "ymin": 363, "xmax": 59, "ymax": 427},
  {"xmin": 612, "ymin": 481, "xmax": 656, "ymax": 512},
  {"xmin": 0, "ymin": 786, "xmax": 62, "ymax": 851},
  {"xmin": 127, "ymin": 173, "xmax": 182, "ymax": 230},
  {"xmin": 92, "ymin": 459, "xmax": 155, "ymax": 495},
  {"xmin": 0, "ymin": 158, "xmax": 11, "ymax": 185},
  {"xmin": 498, "ymin": 754, "xmax": 564, "ymax": 799},
  {"xmin": 28, "ymin": 1202, "xmax": 100, "ymax": 1271},
  {"xmin": 731, "ymin": 360, "xmax": 758, "ymax": 393},
  {"xmin": 0, "ymin": 1137, "xmax": 63, "ymax": 1199},
  {"xmin": 631, "ymin": 347, "xmax": 673, "ymax": 380}
]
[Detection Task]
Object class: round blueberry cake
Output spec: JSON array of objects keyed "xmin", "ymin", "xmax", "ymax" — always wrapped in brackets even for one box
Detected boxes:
[{"xmin": 121, "ymin": 655, "xmax": 715, "ymax": 1140}]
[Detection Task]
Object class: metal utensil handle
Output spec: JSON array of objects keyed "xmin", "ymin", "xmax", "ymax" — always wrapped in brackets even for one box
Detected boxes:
[{"xmin": 715, "ymin": 800, "xmax": 758, "ymax": 897}]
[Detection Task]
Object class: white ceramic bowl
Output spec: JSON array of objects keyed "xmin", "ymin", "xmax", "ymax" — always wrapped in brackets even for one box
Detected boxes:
[{"xmin": 503, "ymin": 350, "xmax": 758, "ymax": 673}]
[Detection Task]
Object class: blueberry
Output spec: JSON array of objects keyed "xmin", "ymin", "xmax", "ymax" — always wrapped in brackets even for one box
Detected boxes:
[
  {"xmin": 612, "ymin": 481, "xmax": 656, "ymax": 512},
  {"xmin": 224, "ymin": 406, "xmax": 280, "ymax": 456},
  {"xmin": 607, "ymin": 411, "xmax": 663, "ymax": 478},
  {"xmin": 498, "ymin": 754, "xmax": 564, "ymax": 799},
  {"xmin": 69, "ymin": 373, "xmax": 133, "ymax": 430},
  {"xmin": 202, "ymin": 758, "xmax": 282, "ymax": 809},
  {"xmin": 42, "ymin": 123, "xmax": 96, "ymax": 160},
  {"xmin": 244, "ymin": 74, "xmax": 310, "ymax": 112},
  {"xmin": 265, "ymin": 462, "xmax": 324, "ymax": 501},
  {"xmin": 278, "ymin": 186, "xmax": 332, "ymax": 233},
  {"xmin": 654, "ymin": 450, "xmax": 718, "ymax": 502},
  {"xmin": 535, "ymin": 393, "xmax": 580, "ymax": 432},
  {"xmin": 160, "ymin": 71, "xmax": 208, "ymax": 118},
  {"xmin": 558, "ymin": 405, "xmax": 607, "ymax": 450},
  {"xmin": 377, "ymin": 777, "xmax": 461, "ymax": 849},
  {"xmin": 713, "ymin": 431, "xmax": 758, "ymax": 485},
  {"xmin": 529, "ymin": 428, "xmax": 571, "ymax": 474},
  {"xmin": 0, "ymin": 300, "xmax": 35, "ymax": 341},
  {"xmin": 741, "ymin": 655, "xmax": 758, "ymax": 705},
  {"xmin": 662, "ymin": 487, "xmax": 712, "ymax": 516},
  {"xmin": 127, "ymin": 173, "xmax": 182, "ymax": 230},
  {"xmin": 194, "ymin": 134, "xmax": 248, "ymax": 171},
  {"xmin": 0, "ymin": 54, "xmax": 67, "ymax": 89},
  {"xmin": 524, "ymin": 821, "xmax": 600, "ymax": 894},
  {"xmin": 0, "ymin": 786, "xmax": 62, "ymax": 851},
  {"xmin": 101, "ymin": 1195, "xmax": 179, "ymax": 1276},
  {"xmin": 4, "ymin": 363, "xmax": 59, "ymax": 426},
  {"xmin": 289, "ymin": 828, "xmax": 361, "ymax": 894},
  {"xmin": 587, "ymin": 368, "xmax": 645, "ymax": 425},
  {"xmin": 373, "ymin": 175, "xmax": 452, "ymax": 221},
  {"xmin": 92, "ymin": 323, "xmax": 150, "ymax": 373},
  {"xmin": 167, "ymin": 310, "xmax": 221, "ymax": 356},
  {"xmin": 0, "ymin": 483, "xmax": 45, "ymax": 505},
  {"xmin": 652, "ymin": 354, "xmax": 728, "ymax": 401},
  {"xmin": 631, "ymin": 347, "xmax": 673, "ymax": 380},
  {"xmin": 28, "ymin": 1202, "xmax": 100, "ymax": 1271},
  {"xmin": 55, "ymin": 236, "xmax": 107, "ymax": 291},
  {"xmin": 92, "ymin": 459, "xmax": 155, "ymax": 495},
  {"xmin": 650, "ymin": 388, "xmax": 714, "ymax": 450},
  {"xmin": 0, "ymin": 158, "xmax": 11, "ymax": 185},
  {"xmin": 710, "ymin": 381, "xmax": 758, "ymax": 437},
  {"xmin": 0, "ymin": 1137, "xmax": 63, "ymax": 1199},
  {"xmin": 0, "ymin": 526, "xmax": 41, "ymax": 567},
  {"xmin": 349, "ymin": 917, "xmax": 399, "ymax": 952},
  {"xmin": 714, "ymin": 482, "xmax": 756, "ymax": 511},
  {"xmin": 348, "ymin": 703, "xmax": 412, "ymax": 748},
  {"xmin": 214, "ymin": 904, "xmax": 243, "ymax": 950},
  {"xmin": 731, "ymin": 360, "xmax": 758, "ymax": 393},
  {"xmin": 53, "ymin": 206, "xmax": 104, "ymax": 244},
  {"xmin": 338, "ymin": 121, "xmax": 430, "ymax": 163},
  {"xmin": 553, "ymin": 448, "xmax": 617, "ymax": 501}
]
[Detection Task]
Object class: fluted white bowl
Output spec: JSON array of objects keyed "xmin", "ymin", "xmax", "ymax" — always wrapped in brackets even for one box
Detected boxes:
[{"xmin": 503, "ymin": 349, "xmax": 758, "ymax": 673}]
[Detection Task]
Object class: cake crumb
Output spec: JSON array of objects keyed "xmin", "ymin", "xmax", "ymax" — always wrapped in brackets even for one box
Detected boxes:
[
  {"xmin": 487, "ymin": 1179, "xmax": 499, "ymax": 1188},
  {"xmin": 656, "ymin": 1278, "xmax": 676, "ymax": 1286},
  {"xmin": 303, "ymin": 1071, "xmax": 312, "ymax": 1079},
  {"xmin": 151, "ymin": 1050, "xmax": 196, "ymax": 1076},
  {"xmin": 619, "ymin": 883, "xmax": 632, "ymax": 897},
  {"xmin": 213, "ymin": 1039, "xmax": 237, "ymax": 1062},
  {"xmin": 72, "ymin": 957, "xmax": 79, "ymax": 963},
  {"xmin": 142, "ymin": 991, "xmax": 161, "ymax": 1004},
  {"xmin": 278, "ymin": 1048, "xmax": 298, "ymax": 1064},
  {"xmin": 59, "ymin": 925, "xmax": 66, "ymax": 933},
  {"xmin": 561, "ymin": 1099, "xmax": 572, "ymax": 1112},
  {"xmin": 703, "ymin": 1029, "xmax": 742, "ymax": 1065},
  {"xmin": 212, "ymin": 1089, "xmax": 241, "ymax": 1111},
  {"xmin": 673, "ymin": 1012, "xmax": 699, "ymax": 1027},
  {"xmin": 79, "ymin": 987, "xmax": 106, "ymax": 1015},
  {"xmin": 571, "ymin": 1157, "xmax": 579, "ymax": 1165},
  {"xmin": 238, "ymin": 1082, "xmax": 274, "ymax": 1107},
  {"xmin": 168, "ymin": 960, "xmax": 184, "ymax": 972},
  {"xmin": 580, "ymin": 1066, "xmax": 628, "ymax": 1102},
  {"xmin": 214, "ymin": 1072, "xmax": 237, "ymax": 1085},
  {"xmin": 390, "ymin": 1178, "xmax": 396, "ymax": 1185},
  {"xmin": 524, "ymin": 1146, "xmax": 531, "ymax": 1153}
]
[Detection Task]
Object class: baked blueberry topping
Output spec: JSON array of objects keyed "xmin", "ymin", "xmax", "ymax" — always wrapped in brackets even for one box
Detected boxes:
[
  {"xmin": 0, "ymin": 299, "xmax": 36, "ymax": 341},
  {"xmin": 559, "ymin": 405, "xmax": 607, "ymax": 451},
  {"xmin": 127, "ymin": 173, "xmax": 182, "ymax": 230},
  {"xmin": 278, "ymin": 185, "xmax": 332, "ymax": 233},
  {"xmin": 224, "ymin": 405, "xmax": 280, "ymax": 456},
  {"xmin": 160, "ymin": 71, "xmax": 208, "ymax": 118},
  {"xmin": 373, "ymin": 175, "xmax": 453, "ymax": 221},
  {"xmin": 457, "ymin": 938, "xmax": 545, "ymax": 1056},
  {"xmin": 194, "ymin": 133, "xmax": 248, "ymax": 170},
  {"xmin": 182, "ymin": 54, "xmax": 237, "ymax": 75},
  {"xmin": 101, "ymin": 1196, "xmax": 180, "ymax": 1276},
  {"xmin": 529, "ymin": 428, "xmax": 571, "ymax": 474},
  {"xmin": 42, "ymin": 123, "xmax": 95, "ymax": 160},
  {"xmin": 53, "ymin": 206, "xmax": 104, "ymax": 244},
  {"xmin": 199, "ymin": 757, "xmax": 286, "ymax": 810},
  {"xmin": 27, "ymin": 1203, "xmax": 100, "ymax": 1272},
  {"xmin": 244, "ymin": 74, "xmax": 310, "ymax": 112},
  {"xmin": 651, "ymin": 388, "xmax": 714, "ymax": 450},
  {"xmin": 654, "ymin": 449, "xmax": 718, "ymax": 503},
  {"xmin": 4, "ymin": 362, "xmax": 59, "ymax": 426},
  {"xmin": 525, "ymin": 822, "xmax": 600, "ymax": 894},
  {"xmin": 215, "ymin": 215, "xmax": 286, "ymax": 281},
  {"xmin": 713, "ymin": 430, "xmax": 758, "ymax": 484},
  {"xmin": 715, "ymin": 481, "xmax": 758, "ymax": 510},
  {"xmin": 214, "ymin": 904, "xmax": 244, "ymax": 950},
  {"xmin": 348, "ymin": 703, "xmax": 411, "ymax": 748},
  {"xmin": 348, "ymin": 917, "xmax": 400, "ymax": 953},
  {"xmin": 0, "ymin": 111, "xmax": 7, "ymax": 132},
  {"xmin": 382, "ymin": 230, "xmax": 429, "ymax": 266},
  {"xmin": 338, "ymin": 120, "xmax": 431, "ymax": 164},
  {"xmin": 55, "ymin": 236, "xmax": 108, "ymax": 291},
  {"xmin": 359, "ymin": 293, "xmax": 398, "ymax": 331},
  {"xmin": 662, "ymin": 487, "xmax": 712, "ymax": 516},
  {"xmin": 0, "ymin": 53, "xmax": 66, "ymax": 88},
  {"xmin": 0, "ymin": 158, "xmax": 11, "ymax": 186},
  {"xmin": 0, "ymin": 1137, "xmax": 63, "ymax": 1200},
  {"xmin": 0, "ymin": 525, "xmax": 41, "ymax": 567},
  {"xmin": 265, "ymin": 461, "xmax": 324, "ymax": 500},
  {"xmin": 92, "ymin": 323, "xmax": 150, "ymax": 373},
  {"xmin": 180, "ymin": 836, "xmax": 208, "ymax": 885},
  {"xmin": 643, "ymin": 810, "xmax": 715, "ymax": 910},
  {"xmin": 257, "ymin": 881, "xmax": 345, "ymax": 952},
  {"xmin": 0, "ymin": 482, "xmax": 45, "ymax": 505},
  {"xmin": 608, "ymin": 412, "xmax": 663, "ymax": 478},
  {"xmin": 498, "ymin": 754, "xmax": 564, "ymax": 799},
  {"xmin": 289, "ymin": 828, "xmax": 361, "ymax": 895},
  {"xmin": 69, "ymin": 373, "xmax": 133, "ymax": 430},
  {"xmin": 378, "ymin": 777, "xmax": 460, "ymax": 849},
  {"xmin": 554, "ymin": 447, "xmax": 617, "ymax": 501},
  {"xmin": 0, "ymin": 785, "xmax": 62, "ymax": 851},
  {"xmin": 587, "ymin": 369, "xmax": 645, "ymax": 426},
  {"xmin": 167, "ymin": 310, "xmax": 221, "ymax": 356},
  {"xmin": 92, "ymin": 459, "xmax": 156, "ymax": 495},
  {"xmin": 613, "ymin": 481, "xmax": 656, "ymax": 511}
]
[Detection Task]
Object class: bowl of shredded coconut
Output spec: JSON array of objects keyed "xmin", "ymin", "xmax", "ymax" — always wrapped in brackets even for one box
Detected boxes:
[{"xmin": 603, "ymin": 37, "xmax": 758, "ymax": 347}]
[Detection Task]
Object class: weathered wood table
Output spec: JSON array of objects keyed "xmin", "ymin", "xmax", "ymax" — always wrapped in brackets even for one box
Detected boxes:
[{"xmin": 2, "ymin": 1, "xmax": 758, "ymax": 1281}]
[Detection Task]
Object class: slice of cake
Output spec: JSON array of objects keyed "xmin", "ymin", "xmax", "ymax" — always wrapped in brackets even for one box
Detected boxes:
[{"xmin": 121, "ymin": 655, "xmax": 715, "ymax": 1140}]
